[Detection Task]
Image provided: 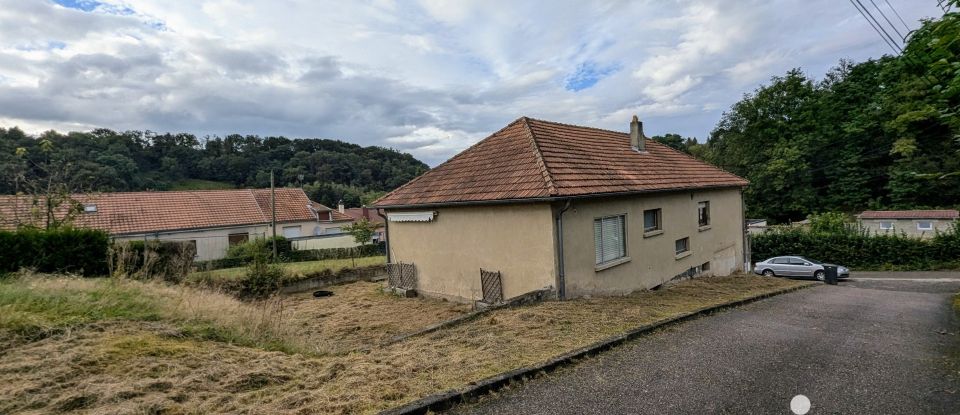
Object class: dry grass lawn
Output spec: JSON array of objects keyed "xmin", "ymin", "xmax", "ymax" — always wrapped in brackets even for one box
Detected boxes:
[{"xmin": 0, "ymin": 274, "xmax": 811, "ymax": 414}]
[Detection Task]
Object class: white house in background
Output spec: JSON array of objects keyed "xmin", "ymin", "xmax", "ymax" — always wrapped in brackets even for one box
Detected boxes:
[
  {"xmin": 0, "ymin": 188, "xmax": 359, "ymax": 261},
  {"xmin": 857, "ymin": 209, "xmax": 959, "ymax": 239}
]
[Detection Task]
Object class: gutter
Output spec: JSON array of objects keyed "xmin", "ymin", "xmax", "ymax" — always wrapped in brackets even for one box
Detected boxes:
[
  {"xmin": 371, "ymin": 184, "xmax": 747, "ymax": 210},
  {"xmin": 376, "ymin": 208, "xmax": 391, "ymax": 263},
  {"xmin": 555, "ymin": 200, "xmax": 572, "ymax": 300}
]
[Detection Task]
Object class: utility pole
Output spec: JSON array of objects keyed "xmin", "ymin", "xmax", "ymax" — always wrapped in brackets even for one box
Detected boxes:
[{"xmin": 271, "ymin": 170, "xmax": 277, "ymax": 261}]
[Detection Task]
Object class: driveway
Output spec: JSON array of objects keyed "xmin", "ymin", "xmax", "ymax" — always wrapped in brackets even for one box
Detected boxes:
[{"xmin": 452, "ymin": 273, "xmax": 960, "ymax": 414}]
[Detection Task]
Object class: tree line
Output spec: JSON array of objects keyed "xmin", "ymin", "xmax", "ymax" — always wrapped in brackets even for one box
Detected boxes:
[
  {"xmin": 655, "ymin": 11, "xmax": 960, "ymax": 223},
  {"xmin": 0, "ymin": 128, "xmax": 428, "ymax": 208}
]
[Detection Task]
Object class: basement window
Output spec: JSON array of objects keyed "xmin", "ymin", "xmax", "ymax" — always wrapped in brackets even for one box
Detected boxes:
[{"xmin": 594, "ymin": 214, "xmax": 627, "ymax": 265}]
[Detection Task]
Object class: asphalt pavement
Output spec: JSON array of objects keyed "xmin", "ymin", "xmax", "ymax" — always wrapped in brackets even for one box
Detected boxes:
[{"xmin": 451, "ymin": 273, "xmax": 960, "ymax": 414}]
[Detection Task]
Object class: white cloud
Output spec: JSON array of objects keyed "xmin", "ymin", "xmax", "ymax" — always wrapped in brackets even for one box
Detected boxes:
[{"xmin": 0, "ymin": 0, "xmax": 945, "ymax": 165}]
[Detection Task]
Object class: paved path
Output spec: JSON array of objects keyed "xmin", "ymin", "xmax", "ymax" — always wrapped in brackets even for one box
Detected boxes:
[{"xmin": 452, "ymin": 274, "xmax": 960, "ymax": 414}]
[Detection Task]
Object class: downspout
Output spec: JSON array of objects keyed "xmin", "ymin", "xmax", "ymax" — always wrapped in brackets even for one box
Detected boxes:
[
  {"xmin": 741, "ymin": 188, "xmax": 749, "ymax": 272},
  {"xmin": 376, "ymin": 208, "xmax": 391, "ymax": 263},
  {"xmin": 556, "ymin": 200, "xmax": 572, "ymax": 300}
]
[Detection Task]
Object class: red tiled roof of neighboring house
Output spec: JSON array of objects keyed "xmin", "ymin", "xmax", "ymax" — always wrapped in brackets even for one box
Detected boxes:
[
  {"xmin": 373, "ymin": 117, "xmax": 749, "ymax": 207},
  {"xmin": 342, "ymin": 207, "xmax": 385, "ymax": 226},
  {"xmin": 0, "ymin": 188, "xmax": 320, "ymax": 235},
  {"xmin": 309, "ymin": 202, "xmax": 354, "ymax": 221},
  {"xmin": 858, "ymin": 210, "xmax": 959, "ymax": 220}
]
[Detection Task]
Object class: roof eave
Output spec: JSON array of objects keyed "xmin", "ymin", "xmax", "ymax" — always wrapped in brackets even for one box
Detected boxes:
[{"xmin": 372, "ymin": 183, "xmax": 748, "ymax": 210}]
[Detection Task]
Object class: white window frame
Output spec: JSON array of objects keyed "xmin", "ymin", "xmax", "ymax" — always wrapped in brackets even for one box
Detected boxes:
[
  {"xmin": 879, "ymin": 221, "xmax": 894, "ymax": 230},
  {"xmin": 917, "ymin": 221, "xmax": 933, "ymax": 231},
  {"xmin": 594, "ymin": 214, "xmax": 627, "ymax": 266}
]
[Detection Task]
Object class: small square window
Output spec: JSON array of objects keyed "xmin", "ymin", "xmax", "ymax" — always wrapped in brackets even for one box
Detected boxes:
[
  {"xmin": 879, "ymin": 221, "xmax": 894, "ymax": 230},
  {"xmin": 643, "ymin": 208, "xmax": 661, "ymax": 233},
  {"xmin": 675, "ymin": 237, "xmax": 689, "ymax": 255},
  {"xmin": 83, "ymin": 204, "xmax": 97, "ymax": 213},
  {"xmin": 594, "ymin": 215, "xmax": 627, "ymax": 265},
  {"xmin": 917, "ymin": 221, "xmax": 933, "ymax": 231},
  {"xmin": 698, "ymin": 201, "xmax": 710, "ymax": 227}
]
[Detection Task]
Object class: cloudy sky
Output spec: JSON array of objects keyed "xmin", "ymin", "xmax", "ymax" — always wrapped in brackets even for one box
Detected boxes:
[{"xmin": 0, "ymin": 0, "xmax": 945, "ymax": 165}]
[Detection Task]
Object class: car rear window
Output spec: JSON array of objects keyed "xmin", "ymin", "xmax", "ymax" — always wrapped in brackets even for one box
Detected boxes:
[{"xmin": 772, "ymin": 258, "xmax": 790, "ymax": 264}]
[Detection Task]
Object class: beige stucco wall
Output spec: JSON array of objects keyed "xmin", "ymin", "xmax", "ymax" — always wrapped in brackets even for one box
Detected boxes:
[
  {"xmin": 114, "ymin": 220, "xmax": 332, "ymax": 261},
  {"xmin": 559, "ymin": 188, "xmax": 744, "ymax": 298},
  {"xmin": 386, "ymin": 203, "xmax": 557, "ymax": 302},
  {"xmin": 858, "ymin": 218, "xmax": 957, "ymax": 239}
]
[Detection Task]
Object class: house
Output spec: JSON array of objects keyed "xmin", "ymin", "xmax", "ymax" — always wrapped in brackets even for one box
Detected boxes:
[
  {"xmin": 0, "ymin": 188, "xmax": 357, "ymax": 260},
  {"xmin": 340, "ymin": 205, "xmax": 387, "ymax": 243},
  {"xmin": 746, "ymin": 219, "xmax": 768, "ymax": 235},
  {"xmin": 372, "ymin": 116, "xmax": 750, "ymax": 303},
  {"xmin": 857, "ymin": 210, "xmax": 959, "ymax": 238}
]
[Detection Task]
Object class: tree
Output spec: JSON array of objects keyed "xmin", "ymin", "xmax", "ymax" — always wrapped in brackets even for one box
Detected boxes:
[
  {"xmin": 7, "ymin": 140, "xmax": 85, "ymax": 229},
  {"xmin": 343, "ymin": 218, "xmax": 376, "ymax": 246}
]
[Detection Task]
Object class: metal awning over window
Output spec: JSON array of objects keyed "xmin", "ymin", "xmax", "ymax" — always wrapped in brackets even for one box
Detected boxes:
[{"xmin": 387, "ymin": 212, "xmax": 435, "ymax": 222}]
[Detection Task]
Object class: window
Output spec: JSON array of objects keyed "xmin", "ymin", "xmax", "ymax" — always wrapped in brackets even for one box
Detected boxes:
[
  {"xmin": 917, "ymin": 221, "xmax": 933, "ymax": 231},
  {"xmin": 698, "ymin": 201, "xmax": 710, "ymax": 227},
  {"xmin": 789, "ymin": 258, "xmax": 809, "ymax": 266},
  {"xmin": 282, "ymin": 225, "xmax": 301, "ymax": 238},
  {"xmin": 772, "ymin": 257, "xmax": 790, "ymax": 264},
  {"xmin": 83, "ymin": 204, "xmax": 97, "ymax": 213},
  {"xmin": 594, "ymin": 215, "xmax": 626, "ymax": 265},
  {"xmin": 879, "ymin": 221, "xmax": 894, "ymax": 230},
  {"xmin": 675, "ymin": 237, "xmax": 689, "ymax": 255},
  {"xmin": 643, "ymin": 208, "xmax": 661, "ymax": 233},
  {"xmin": 187, "ymin": 240, "xmax": 198, "ymax": 258},
  {"xmin": 701, "ymin": 262, "xmax": 711, "ymax": 272},
  {"xmin": 227, "ymin": 233, "xmax": 248, "ymax": 246}
]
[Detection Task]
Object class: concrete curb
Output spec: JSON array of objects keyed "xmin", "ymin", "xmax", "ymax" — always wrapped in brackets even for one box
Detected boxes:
[{"xmin": 379, "ymin": 282, "xmax": 814, "ymax": 415}]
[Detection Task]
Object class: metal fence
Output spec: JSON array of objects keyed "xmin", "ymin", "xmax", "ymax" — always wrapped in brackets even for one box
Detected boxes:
[
  {"xmin": 387, "ymin": 262, "xmax": 417, "ymax": 290},
  {"xmin": 480, "ymin": 268, "xmax": 503, "ymax": 304}
]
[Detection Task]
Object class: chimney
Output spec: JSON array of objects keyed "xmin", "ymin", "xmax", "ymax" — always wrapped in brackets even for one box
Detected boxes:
[
  {"xmin": 361, "ymin": 206, "xmax": 369, "ymax": 219},
  {"xmin": 630, "ymin": 115, "xmax": 645, "ymax": 152},
  {"xmin": 337, "ymin": 199, "xmax": 345, "ymax": 214}
]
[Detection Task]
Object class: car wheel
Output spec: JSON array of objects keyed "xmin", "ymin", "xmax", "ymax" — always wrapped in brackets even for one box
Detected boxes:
[
  {"xmin": 762, "ymin": 269, "xmax": 775, "ymax": 277},
  {"xmin": 814, "ymin": 270, "xmax": 825, "ymax": 281}
]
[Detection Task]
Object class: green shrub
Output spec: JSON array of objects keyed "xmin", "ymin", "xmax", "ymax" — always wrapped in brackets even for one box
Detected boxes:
[
  {"xmin": 752, "ymin": 222, "xmax": 960, "ymax": 270},
  {"xmin": 238, "ymin": 254, "xmax": 286, "ymax": 299},
  {"xmin": 0, "ymin": 227, "xmax": 109, "ymax": 276},
  {"xmin": 110, "ymin": 240, "xmax": 196, "ymax": 283}
]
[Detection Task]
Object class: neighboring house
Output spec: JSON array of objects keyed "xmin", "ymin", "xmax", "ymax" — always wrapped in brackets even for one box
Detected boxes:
[
  {"xmin": 341, "ymin": 205, "xmax": 387, "ymax": 243},
  {"xmin": 857, "ymin": 210, "xmax": 959, "ymax": 238},
  {"xmin": 747, "ymin": 219, "xmax": 768, "ymax": 235},
  {"xmin": 372, "ymin": 116, "xmax": 750, "ymax": 303},
  {"xmin": 0, "ymin": 188, "xmax": 355, "ymax": 261}
]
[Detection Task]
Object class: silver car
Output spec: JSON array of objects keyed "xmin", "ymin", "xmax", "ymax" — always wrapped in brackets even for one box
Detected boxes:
[{"xmin": 753, "ymin": 256, "xmax": 849, "ymax": 281}]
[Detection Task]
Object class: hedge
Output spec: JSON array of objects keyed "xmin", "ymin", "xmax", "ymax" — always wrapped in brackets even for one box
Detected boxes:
[
  {"xmin": 0, "ymin": 227, "xmax": 110, "ymax": 276},
  {"xmin": 110, "ymin": 240, "xmax": 196, "ymax": 283},
  {"xmin": 194, "ymin": 242, "xmax": 386, "ymax": 271},
  {"xmin": 751, "ymin": 225, "xmax": 960, "ymax": 270}
]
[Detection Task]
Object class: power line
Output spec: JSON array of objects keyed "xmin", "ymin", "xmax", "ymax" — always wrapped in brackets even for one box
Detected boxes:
[
  {"xmin": 882, "ymin": 0, "xmax": 912, "ymax": 33},
  {"xmin": 849, "ymin": 0, "xmax": 902, "ymax": 54},
  {"xmin": 868, "ymin": 0, "xmax": 905, "ymax": 41},
  {"xmin": 854, "ymin": 0, "xmax": 904, "ymax": 53}
]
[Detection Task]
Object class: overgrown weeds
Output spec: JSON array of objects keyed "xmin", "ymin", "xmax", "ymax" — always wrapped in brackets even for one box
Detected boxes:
[{"xmin": 0, "ymin": 271, "xmax": 309, "ymax": 354}]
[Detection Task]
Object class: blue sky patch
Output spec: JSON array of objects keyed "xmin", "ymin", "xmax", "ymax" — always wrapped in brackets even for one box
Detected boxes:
[
  {"xmin": 52, "ymin": 0, "xmax": 101, "ymax": 12},
  {"xmin": 564, "ymin": 61, "xmax": 620, "ymax": 92}
]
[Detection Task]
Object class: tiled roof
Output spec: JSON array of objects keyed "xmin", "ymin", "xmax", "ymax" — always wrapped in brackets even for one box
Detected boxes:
[
  {"xmin": 342, "ymin": 207, "xmax": 385, "ymax": 226},
  {"xmin": 310, "ymin": 202, "xmax": 354, "ymax": 221},
  {"xmin": 859, "ymin": 210, "xmax": 959, "ymax": 220},
  {"xmin": 373, "ymin": 117, "xmax": 748, "ymax": 207},
  {"xmin": 0, "ymin": 188, "xmax": 319, "ymax": 235}
]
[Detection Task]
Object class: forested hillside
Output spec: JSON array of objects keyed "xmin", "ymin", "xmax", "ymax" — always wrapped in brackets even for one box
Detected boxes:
[
  {"xmin": 0, "ymin": 128, "xmax": 428, "ymax": 207},
  {"xmin": 702, "ymin": 12, "xmax": 960, "ymax": 222}
]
